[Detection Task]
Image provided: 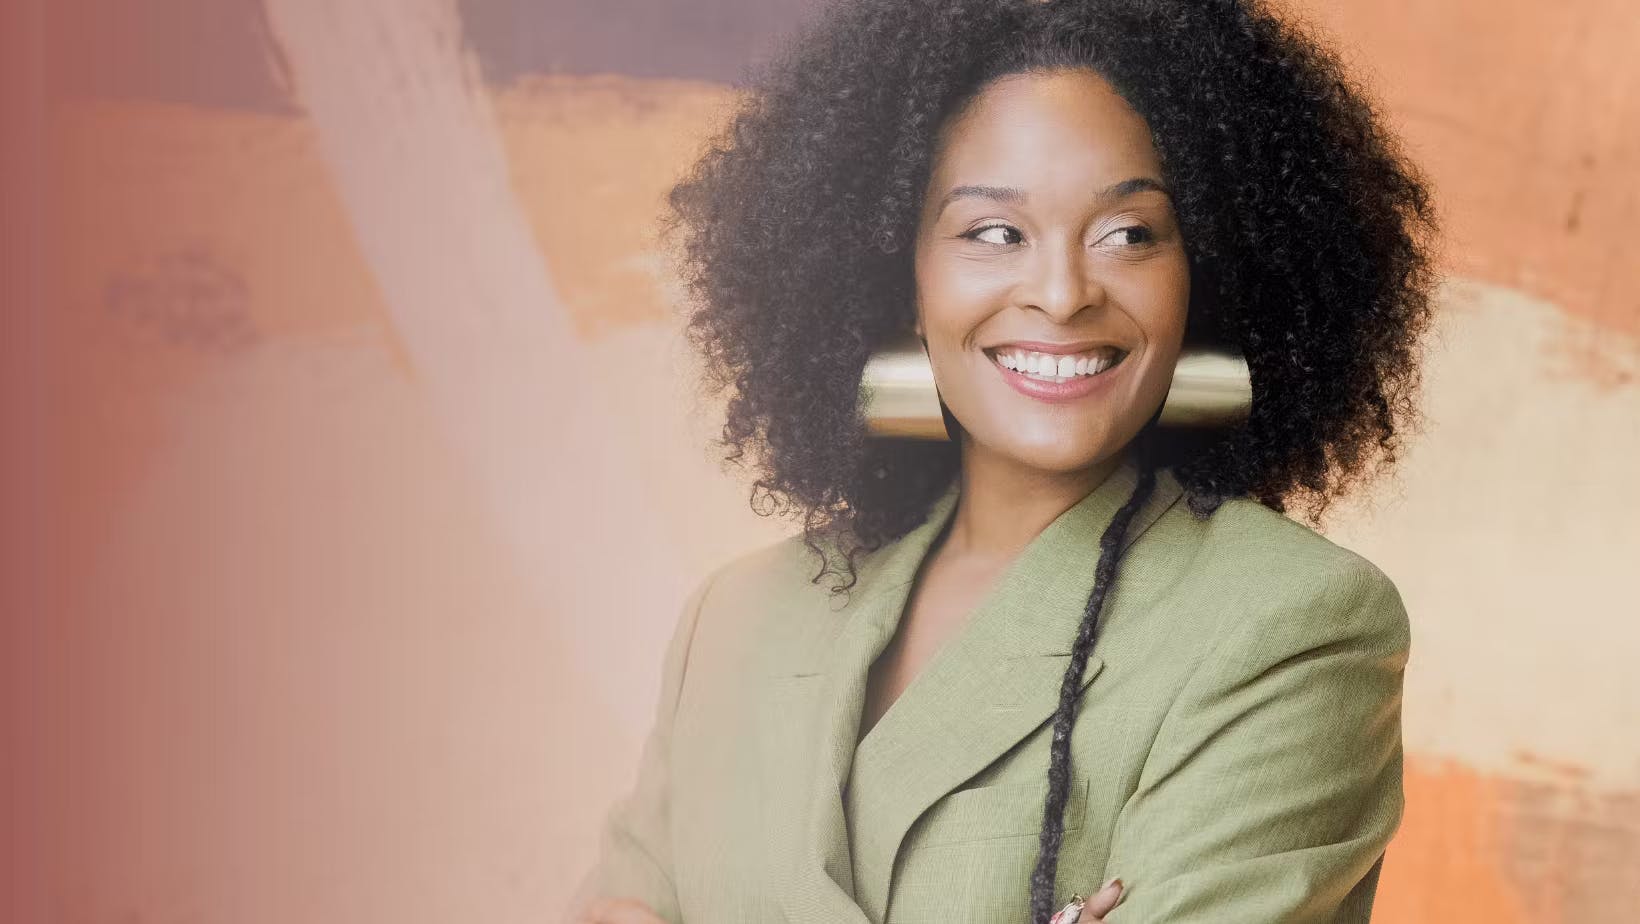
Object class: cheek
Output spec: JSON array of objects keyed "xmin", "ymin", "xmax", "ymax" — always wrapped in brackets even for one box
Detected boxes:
[
  {"xmin": 914, "ymin": 255, "xmax": 1009, "ymax": 342},
  {"xmin": 1104, "ymin": 265, "xmax": 1191, "ymax": 416},
  {"xmin": 1111, "ymin": 262, "xmax": 1191, "ymax": 346}
]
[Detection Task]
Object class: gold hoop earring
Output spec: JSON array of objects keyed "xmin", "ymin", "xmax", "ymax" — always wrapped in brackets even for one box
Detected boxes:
[{"xmin": 861, "ymin": 332, "xmax": 1252, "ymax": 440}]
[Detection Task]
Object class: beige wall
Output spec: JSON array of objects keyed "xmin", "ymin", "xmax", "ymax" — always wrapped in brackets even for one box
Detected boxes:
[{"xmin": 15, "ymin": 0, "xmax": 1639, "ymax": 920}]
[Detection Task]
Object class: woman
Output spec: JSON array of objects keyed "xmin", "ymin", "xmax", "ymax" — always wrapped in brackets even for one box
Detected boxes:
[{"xmin": 570, "ymin": 0, "xmax": 1436, "ymax": 921}]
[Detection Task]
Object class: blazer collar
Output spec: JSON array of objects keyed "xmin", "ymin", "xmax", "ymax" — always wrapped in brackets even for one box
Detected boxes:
[{"xmin": 773, "ymin": 454, "xmax": 1186, "ymax": 922}]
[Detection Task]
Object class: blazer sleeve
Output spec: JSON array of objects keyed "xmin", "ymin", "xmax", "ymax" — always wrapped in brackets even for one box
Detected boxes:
[
  {"xmin": 567, "ymin": 570, "xmax": 716, "ymax": 924},
  {"xmin": 1101, "ymin": 558, "xmax": 1411, "ymax": 923}
]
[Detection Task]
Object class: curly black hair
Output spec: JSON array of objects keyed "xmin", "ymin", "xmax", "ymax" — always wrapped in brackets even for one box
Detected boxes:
[{"xmin": 664, "ymin": 0, "xmax": 1436, "ymax": 594}]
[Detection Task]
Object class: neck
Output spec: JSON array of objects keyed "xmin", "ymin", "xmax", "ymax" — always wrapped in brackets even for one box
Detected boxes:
[{"xmin": 942, "ymin": 440, "xmax": 1134, "ymax": 563}]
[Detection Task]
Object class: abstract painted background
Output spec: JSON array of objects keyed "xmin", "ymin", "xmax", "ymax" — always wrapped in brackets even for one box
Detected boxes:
[{"xmin": 4, "ymin": 0, "xmax": 1638, "ymax": 920}]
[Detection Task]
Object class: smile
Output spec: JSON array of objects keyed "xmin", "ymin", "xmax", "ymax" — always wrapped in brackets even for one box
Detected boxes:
[
  {"xmin": 984, "ymin": 346, "xmax": 1130, "ymax": 403},
  {"xmin": 992, "ymin": 346, "xmax": 1126, "ymax": 379}
]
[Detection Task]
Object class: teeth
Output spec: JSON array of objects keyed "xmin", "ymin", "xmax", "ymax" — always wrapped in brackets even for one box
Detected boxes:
[{"xmin": 993, "ymin": 347, "xmax": 1123, "ymax": 380}]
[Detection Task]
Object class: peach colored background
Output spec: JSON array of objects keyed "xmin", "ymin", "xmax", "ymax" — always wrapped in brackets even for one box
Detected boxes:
[{"xmin": 7, "ymin": 0, "xmax": 1639, "ymax": 921}]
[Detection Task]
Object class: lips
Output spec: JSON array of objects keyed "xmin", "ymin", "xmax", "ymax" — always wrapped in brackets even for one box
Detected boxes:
[{"xmin": 983, "ymin": 341, "xmax": 1131, "ymax": 403}]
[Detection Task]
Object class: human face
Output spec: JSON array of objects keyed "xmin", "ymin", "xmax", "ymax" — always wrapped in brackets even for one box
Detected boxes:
[{"xmin": 913, "ymin": 68, "xmax": 1190, "ymax": 475}]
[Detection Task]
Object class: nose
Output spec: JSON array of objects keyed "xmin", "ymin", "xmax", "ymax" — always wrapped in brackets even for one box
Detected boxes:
[{"xmin": 1017, "ymin": 235, "xmax": 1105, "ymax": 323}]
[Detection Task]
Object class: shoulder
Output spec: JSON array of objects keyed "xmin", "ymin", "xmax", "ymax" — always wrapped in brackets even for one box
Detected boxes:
[
  {"xmin": 695, "ymin": 533, "xmax": 833, "ymax": 615},
  {"xmin": 1188, "ymin": 493, "xmax": 1387, "ymax": 579},
  {"xmin": 677, "ymin": 532, "xmax": 849, "ymax": 663},
  {"xmin": 1156, "ymin": 489, "xmax": 1410, "ymax": 656}
]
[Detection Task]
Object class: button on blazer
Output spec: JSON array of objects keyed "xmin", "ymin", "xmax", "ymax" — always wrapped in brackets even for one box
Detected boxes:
[{"xmin": 575, "ymin": 454, "xmax": 1411, "ymax": 923}]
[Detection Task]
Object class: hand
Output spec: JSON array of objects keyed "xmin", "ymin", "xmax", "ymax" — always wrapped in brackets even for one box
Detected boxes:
[
  {"xmin": 571, "ymin": 897, "xmax": 667, "ymax": 924},
  {"xmin": 1050, "ymin": 877, "xmax": 1124, "ymax": 923}
]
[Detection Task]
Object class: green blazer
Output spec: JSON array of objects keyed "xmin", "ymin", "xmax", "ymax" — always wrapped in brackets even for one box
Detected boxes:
[{"xmin": 577, "ymin": 455, "xmax": 1410, "ymax": 923}]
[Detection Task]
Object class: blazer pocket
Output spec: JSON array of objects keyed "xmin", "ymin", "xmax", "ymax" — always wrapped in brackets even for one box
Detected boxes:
[{"xmin": 909, "ymin": 774, "xmax": 1090, "ymax": 849}]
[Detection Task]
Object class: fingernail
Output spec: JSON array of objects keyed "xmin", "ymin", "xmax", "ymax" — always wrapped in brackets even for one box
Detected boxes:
[{"xmin": 1101, "ymin": 876, "xmax": 1123, "ymax": 893}]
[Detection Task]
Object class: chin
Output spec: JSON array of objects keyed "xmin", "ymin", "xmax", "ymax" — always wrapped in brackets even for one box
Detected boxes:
[
  {"xmin": 979, "ymin": 431, "xmax": 1123, "ymax": 476},
  {"xmin": 1026, "ymin": 446, "xmax": 1117, "ymax": 475}
]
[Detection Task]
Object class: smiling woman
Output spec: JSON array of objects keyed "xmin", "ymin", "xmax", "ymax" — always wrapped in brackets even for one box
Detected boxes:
[{"xmin": 569, "ymin": 1, "xmax": 1438, "ymax": 923}]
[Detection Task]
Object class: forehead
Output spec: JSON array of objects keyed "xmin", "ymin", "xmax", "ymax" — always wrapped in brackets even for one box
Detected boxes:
[{"xmin": 929, "ymin": 68, "xmax": 1162, "ymax": 193}]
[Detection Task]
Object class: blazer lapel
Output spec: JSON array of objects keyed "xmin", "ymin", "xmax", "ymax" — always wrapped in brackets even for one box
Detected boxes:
[{"xmin": 846, "ymin": 457, "xmax": 1185, "ymax": 921}]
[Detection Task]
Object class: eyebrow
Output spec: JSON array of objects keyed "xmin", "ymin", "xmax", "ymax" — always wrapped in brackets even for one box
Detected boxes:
[{"xmin": 935, "ymin": 176, "xmax": 1170, "ymax": 219}]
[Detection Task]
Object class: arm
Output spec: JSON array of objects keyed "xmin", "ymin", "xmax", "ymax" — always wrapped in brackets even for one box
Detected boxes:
[
  {"xmin": 1102, "ymin": 559, "xmax": 1411, "ymax": 923},
  {"xmin": 566, "ymin": 571, "xmax": 717, "ymax": 924}
]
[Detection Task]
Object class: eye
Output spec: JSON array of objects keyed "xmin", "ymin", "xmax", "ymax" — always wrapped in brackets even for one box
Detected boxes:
[
  {"xmin": 961, "ymin": 223, "xmax": 1023, "ymax": 246},
  {"xmin": 1098, "ymin": 225, "xmax": 1155, "ymax": 248}
]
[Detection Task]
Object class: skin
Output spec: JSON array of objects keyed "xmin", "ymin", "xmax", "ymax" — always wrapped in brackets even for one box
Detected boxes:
[{"xmin": 577, "ymin": 66, "xmax": 1186, "ymax": 924}]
